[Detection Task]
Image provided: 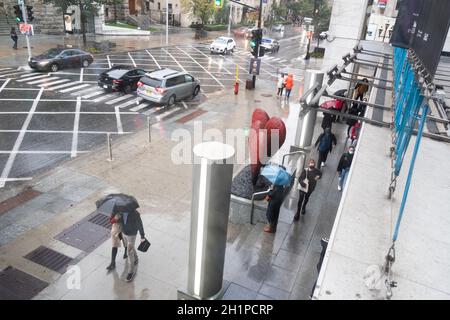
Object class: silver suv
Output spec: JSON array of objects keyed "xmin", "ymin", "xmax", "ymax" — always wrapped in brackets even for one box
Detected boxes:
[{"xmin": 137, "ymin": 68, "xmax": 201, "ymax": 106}]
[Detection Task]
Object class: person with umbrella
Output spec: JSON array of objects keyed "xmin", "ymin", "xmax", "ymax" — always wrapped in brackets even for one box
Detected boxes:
[
  {"xmin": 121, "ymin": 209, "xmax": 146, "ymax": 282},
  {"xmin": 295, "ymin": 159, "xmax": 322, "ymax": 220},
  {"xmin": 260, "ymin": 164, "xmax": 292, "ymax": 233}
]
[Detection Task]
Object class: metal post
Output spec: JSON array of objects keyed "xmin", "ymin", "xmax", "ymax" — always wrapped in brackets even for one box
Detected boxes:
[
  {"xmin": 166, "ymin": 0, "xmax": 169, "ymax": 45},
  {"xmin": 227, "ymin": 3, "xmax": 232, "ymax": 37},
  {"xmin": 147, "ymin": 116, "xmax": 151, "ymax": 143},
  {"xmin": 186, "ymin": 142, "xmax": 235, "ymax": 299},
  {"xmin": 107, "ymin": 133, "xmax": 112, "ymax": 161},
  {"xmin": 252, "ymin": 0, "xmax": 263, "ymax": 89},
  {"xmin": 20, "ymin": 1, "xmax": 32, "ymax": 60}
]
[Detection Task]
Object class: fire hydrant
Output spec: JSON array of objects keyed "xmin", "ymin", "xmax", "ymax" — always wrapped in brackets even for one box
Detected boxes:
[{"xmin": 234, "ymin": 81, "xmax": 239, "ymax": 95}]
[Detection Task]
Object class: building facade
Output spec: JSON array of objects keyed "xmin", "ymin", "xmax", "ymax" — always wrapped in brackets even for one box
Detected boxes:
[{"xmin": 365, "ymin": 0, "xmax": 398, "ymax": 42}]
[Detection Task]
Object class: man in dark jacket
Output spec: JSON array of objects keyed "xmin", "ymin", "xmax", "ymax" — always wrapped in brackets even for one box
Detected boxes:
[
  {"xmin": 120, "ymin": 210, "xmax": 146, "ymax": 282},
  {"xmin": 264, "ymin": 184, "xmax": 286, "ymax": 233},
  {"xmin": 295, "ymin": 159, "xmax": 322, "ymax": 220},
  {"xmin": 10, "ymin": 27, "xmax": 18, "ymax": 50},
  {"xmin": 321, "ymin": 112, "xmax": 336, "ymax": 131},
  {"xmin": 314, "ymin": 127, "xmax": 337, "ymax": 167},
  {"xmin": 337, "ymin": 146, "xmax": 354, "ymax": 191}
]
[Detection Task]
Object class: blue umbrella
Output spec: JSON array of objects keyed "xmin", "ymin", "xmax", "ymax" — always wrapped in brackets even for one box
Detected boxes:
[{"xmin": 260, "ymin": 164, "xmax": 292, "ymax": 186}]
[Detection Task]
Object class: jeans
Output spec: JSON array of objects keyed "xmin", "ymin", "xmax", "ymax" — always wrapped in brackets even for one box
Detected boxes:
[
  {"xmin": 296, "ymin": 191, "xmax": 311, "ymax": 215},
  {"xmin": 122, "ymin": 234, "xmax": 137, "ymax": 273},
  {"xmin": 285, "ymin": 89, "xmax": 292, "ymax": 98},
  {"xmin": 339, "ymin": 167, "xmax": 350, "ymax": 189},
  {"xmin": 12, "ymin": 38, "xmax": 18, "ymax": 49},
  {"xmin": 317, "ymin": 151, "xmax": 328, "ymax": 165},
  {"xmin": 277, "ymin": 87, "xmax": 284, "ymax": 96}
]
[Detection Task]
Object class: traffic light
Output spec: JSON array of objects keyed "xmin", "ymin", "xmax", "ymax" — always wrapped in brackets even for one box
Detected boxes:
[
  {"xmin": 13, "ymin": 5, "xmax": 23, "ymax": 23},
  {"xmin": 26, "ymin": 6, "xmax": 34, "ymax": 22},
  {"xmin": 250, "ymin": 28, "xmax": 263, "ymax": 57},
  {"xmin": 214, "ymin": 0, "xmax": 223, "ymax": 9}
]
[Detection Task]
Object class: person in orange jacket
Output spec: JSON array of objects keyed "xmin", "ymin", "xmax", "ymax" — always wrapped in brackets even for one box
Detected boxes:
[{"xmin": 284, "ymin": 74, "xmax": 294, "ymax": 99}]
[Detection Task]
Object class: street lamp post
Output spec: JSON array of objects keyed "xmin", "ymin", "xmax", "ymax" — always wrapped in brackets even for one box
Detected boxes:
[
  {"xmin": 228, "ymin": 2, "xmax": 232, "ymax": 36},
  {"xmin": 252, "ymin": 0, "xmax": 263, "ymax": 88},
  {"xmin": 166, "ymin": 0, "xmax": 169, "ymax": 45}
]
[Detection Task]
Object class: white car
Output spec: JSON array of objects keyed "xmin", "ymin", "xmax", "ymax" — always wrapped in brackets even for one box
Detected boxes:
[
  {"xmin": 210, "ymin": 37, "xmax": 236, "ymax": 54},
  {"xmin": 272, "ymin": 24, "xmax": 285, "ymax": 32}
]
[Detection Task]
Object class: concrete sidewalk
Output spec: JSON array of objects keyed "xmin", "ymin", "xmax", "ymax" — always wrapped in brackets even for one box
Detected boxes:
[{"xmin": 0, "ymin": 71, "xmax": 348, "ymax": 299}]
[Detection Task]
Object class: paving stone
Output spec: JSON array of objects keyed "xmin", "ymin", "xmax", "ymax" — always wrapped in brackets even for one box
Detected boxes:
[
  {"xmin": 263, "ymin": 265, "xmax": 297, "ymax": 292},
  {"xmin": 222, "ymin": 283, "xmax": 258, "ymax": 300},
  {"xmin": 41, "ymin": 198, "xmax": 74, "ymax": 214},
  {"xmin": 259, "ymin": 283, "xmax": 290, "ymax": 300},
  {"xmin": 273, "ymin": 249, "xmax": 304, "ymax": 272},
  {"xmin": 290, "ymin": 283, "xmax": 312, "ymax": 300}
]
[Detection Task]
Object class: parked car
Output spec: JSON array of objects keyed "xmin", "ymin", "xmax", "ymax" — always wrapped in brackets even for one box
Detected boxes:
[
  {"xmin": 98, "ymin": 66, "xmax": 147, "ymax": 93},
  {"xmin": 272, "ymin": 24, "xmax": 285, "ymax": 32},
  {"xmin": 260, "ymin": 38, "xmax": 280, "ymax": 52},
  {"xmin": 28, "ymin": 48, "xmax": 93, "ymax": 72},
  {"xmin": 233, "ymin": 27, "xmax": 248, "ymax": 37},
  {"xmin": 210, "ymin": 37, "xmax": 236, "ymax": 54},
  {"xmin": 137, "ymin": 68, "xmax": 201, "ymax": 106}
]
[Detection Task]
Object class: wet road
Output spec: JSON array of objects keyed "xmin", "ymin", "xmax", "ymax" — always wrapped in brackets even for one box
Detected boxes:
[{"xmin": 0, "ymin": 27, "xmax": 311, "ymax": 189}]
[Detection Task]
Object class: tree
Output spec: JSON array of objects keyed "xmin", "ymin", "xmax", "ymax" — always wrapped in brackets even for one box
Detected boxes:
[
  {"xmin": 180, "ymin": 0, "xmax": 215, "ymax": 26},
  {"xmin": 214, "ymin": 0, "xmax": 229, "ymax": 25},
  {"xmin": 104, "ymin": 0, "xmax": 122, "ymax": 23},
  {"xmin": 44, "ymin": 0, "xmax": 109, "ymax": 47}
]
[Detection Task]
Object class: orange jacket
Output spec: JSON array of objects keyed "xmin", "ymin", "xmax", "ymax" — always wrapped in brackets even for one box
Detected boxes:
[{"xmin": 284, "ymin": 74, "xmax": 294, "ymax": 90}]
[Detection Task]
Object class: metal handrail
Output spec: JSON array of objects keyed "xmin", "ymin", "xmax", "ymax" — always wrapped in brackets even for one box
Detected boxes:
[
  {"xmin": 282, "ymin": 149, "xmax": 308, "ymax": 168},
  {"xmin": 250, "ymin": 188, "xmax": 270, "ymax": 225}
]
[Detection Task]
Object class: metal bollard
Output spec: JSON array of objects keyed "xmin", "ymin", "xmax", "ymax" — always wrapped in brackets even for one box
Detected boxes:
[
  {"xmin": 147, "ymin": 116, "xmax": 151, "ymax": 143},
  {"xmin": 107, "ymin": 133, "xmax": 113, "ymax": 161}
]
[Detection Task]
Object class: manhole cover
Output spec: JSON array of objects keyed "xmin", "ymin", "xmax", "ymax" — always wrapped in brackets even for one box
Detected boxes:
[
  {"xmin": 261, "ymin": 94, "xmax": 273, "ymax": 97},
  {"xmin": 88, "ymin": 213, "xmax": 111, "ymax": 229},
  {"xmin": 55, "ymin": 211, "xmax": 111, "ymax": 253},
  {"xmin": 0, "ymin": 266, "xmax": 48, "ymax": 300},
  {"xmin": 24, "ymin": 246, "xmax": 74, "ymax": 274}
]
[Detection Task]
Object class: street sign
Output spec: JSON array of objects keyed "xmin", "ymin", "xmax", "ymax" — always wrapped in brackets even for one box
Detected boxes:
[
  {"xmin": 19, "ymin": 23, "xmax": 34, "ymax": 36},
  {"xmin": 248, "ymin": 57, "xmax": 261, "ymax": 75}
]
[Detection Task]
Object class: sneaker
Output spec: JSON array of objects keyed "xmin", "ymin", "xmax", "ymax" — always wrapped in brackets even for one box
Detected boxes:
[
  {"xmin": 123, "ymin": 253, "xmax": 128, "ymax": 259},
  {"xmin": 106, "ymin": 263, "xmax": 115, "ymax": 271},
  {"xmin": 293, "ymin": 213, "xmax": 300, "ymax": 221},
  {"xmin": 338, "ymin": 185, "xmax": 342, "ymax": 191},
  {"xmin": 263, "ymin": 224, "xmax": 275, "ymax": 233},
  {"xmin": 301, "ymin": 210, "xmax": 306, "ymax": 215},
  {"xmin": 321, "ymin": 162, "xmax": 326, "ymax": 167},
  {"xmin": 126, "ymin": 272, "xmax": 134, "ymax": 282}
]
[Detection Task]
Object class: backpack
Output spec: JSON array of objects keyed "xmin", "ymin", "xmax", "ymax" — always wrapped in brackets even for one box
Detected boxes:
[{"xmin": 318, "ymin": 134, "xmax": 332, "ymax": 152}]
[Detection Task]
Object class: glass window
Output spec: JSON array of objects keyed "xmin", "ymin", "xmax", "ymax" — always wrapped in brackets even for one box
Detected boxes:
[
  {"xmin": 141, "ymin": 76, "xmax": 162, "ymax": 87},
  {"xmin": 184, "ymin": 75, "xmax": 193, "ymax": 82}
]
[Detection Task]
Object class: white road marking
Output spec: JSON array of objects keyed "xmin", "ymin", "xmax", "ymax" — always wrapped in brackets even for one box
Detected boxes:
[
  {"xmin": 0, "ymin": 87, "xmax": 43, "ymax": 188},
  {"xmin": 181, "ymin": 101, "xmax": 188, "ymax": 110},
  {"xmin": 59, "ymin": 83, "xmax": 90, "ymax": 93},
  {"xmin": 0, "ymin": 72, "xmax": 27, "ymax": 78},
  {"xmin": 92, "ymin": 92, "xmax": 120, "ymax": 103},
  {"xmin": 177, "ymin": 47, "xmax": 224, "ymax": 88},
  {"xmin": 116, "ymin": 97, "xmax": 143, "ymax": 109},
  {"xmin": 83, "ymin": 90, "xmax": 106, "ymax": 99},
  {"xmin": 162, "ymin": 48, "xmax": 186, "ymax": 71},
  {"xmin": 45, "ymin": 82, "xmax": 80, "ymax": 91},
  {"xmin": 156, "ymin": 107, "xmax": 182, "ymax": 121},
  {"xmin": 106, "ymin": 94, "xmax": 134, "ymax": 105},
  {"xmin": 80, "ymin": 68, "xmax": 84, "ymax": 82},
  {"xmin": 71, "ymin": 87, "xmax": 99, "ymax": 96},
  {"xmin": 71, "ymin": 97, "xmax": 81, "ymax": 157},
  {"xmin": 115, "ymin": 106, "xmax": 123, "ymax": 134},
  {"xmin": 39, "ymin": 79, "xmax": 71, "ymax": 87},
  {"xmin": 0, "ymin": 129, "xmax": 133, "ymax": 134},
  {"xmin": 0, "ymin": 68, "xmax": 12, "ymax": 72},
  {"xmin": 16, "ymin": 74, "xmax": 49, "ymax": 82},
  {"xmin": 128, "ymin": 52, "xmax": 137, "ymax": 67},
  {"xmin": 0, "ymin": 79, "xmax": 11, "ymax": 93},
  {"xmin": 0, "ymin": 177, "xmax": 33, "ymax": 182},
  {"xmin": 107, "ymin": 55, "xmax": 112, "ymax": 68},
  {"xmin": 189, "ymin": 46, "xmax": 234, "ymax": 76},
  {"xmin": 27, "ymin": 76, "xmax": 60, "ymax": 85},
  {"xmin": 146, "ymin": 50, "xmax": 160, "ymax": 69},
  {"xmin": 20, "ymin": 73, "xmax": 40, "ymax": 78},
  {"xmin": 129, "ymin": 103, "xmax": 149, "ymax": 112}
]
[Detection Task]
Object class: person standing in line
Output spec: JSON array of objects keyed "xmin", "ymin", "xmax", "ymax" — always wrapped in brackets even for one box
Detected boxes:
[
  {"xmin": 276, "ymin": 73, "xmax": 285, "ymax": 97},
  {"xmin": 350, "ymin": 121, "xmax": 362, "ymax": 146},
  {"xmin": 284, "ymin": 74, "xmax": 294, "ymax": 99},
  {"xmin": 264, "ymin": 184, "xmax": 285, "ymax": 233},
  {"xmin": 354, "ymin": 78, "xmax": 369, "ymax": 101},
  {"xmin": 295, "ymin": 159, "xmax": 322, "ymax": 220},
  {"xmin": 120, "ymin": 210, "xmax": 146, "ymax": 282},
  {"xmin": 337, "ymin": 146, "xmax": 355, "ymax": 191},
  {"xmin": 314, "ymin": 127, "xmax": 337, "ymax": 168},
  {"xmin": 10, "ymin": 27, "xmax": 18, "ymax": 50},
  {"xmin": 321, "ymin": 112, "xmax": 336, "ymax": 131},
  {"xmin": 106, "ymin": 213, "xmax": 128, "ymax": 271},
  {"xmin": 346, "ymin": 102, "xmax": 360, "ymax": 137}
]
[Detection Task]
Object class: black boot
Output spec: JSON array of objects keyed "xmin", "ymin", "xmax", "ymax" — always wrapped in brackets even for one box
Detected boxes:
[
  {"xmin": 123, "ymin": 246, "xmax": 128, "ymax": 259},
  {"xmin": 106, "ymin": 247, "xmax": 118, "ymax": 271}
]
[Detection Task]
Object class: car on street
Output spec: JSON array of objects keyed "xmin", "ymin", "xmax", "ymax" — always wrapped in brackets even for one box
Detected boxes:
[
  {"xmin": 260, "ymin": 38, "xmax": 280, "ymax": 52},
  {"xmin": 272, "ymin": 24, "xmax": 285, "ymax": 32},
  {"xmin": 137, "ymin": 68, "xmax": 201, "ymax": 106},
  {"xmin": 97, "ymin": 65, "xmax": 147, "ymax": 93},
  {"xmin": 319, "ymin": 31, "xmax": 329, "ymax": 40},
  {"xmin": 210, "ymin": 37, "xmax": 236, "ymax": 54},
  {"xmin": 28, "ymin": 48, "xmax": 94, "ymax": 72},
  {"xmin": 233, "ymin": 27, "xmax": 248, "ymax": 37}
]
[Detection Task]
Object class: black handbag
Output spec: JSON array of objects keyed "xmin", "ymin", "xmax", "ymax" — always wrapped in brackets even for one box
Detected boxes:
[{"xmin": 137, "ymin": 238, "xmax": 151, "ymax": 252}]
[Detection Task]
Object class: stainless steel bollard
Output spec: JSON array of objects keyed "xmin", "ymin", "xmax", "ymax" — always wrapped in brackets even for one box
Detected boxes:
[
  {"xmin": 187, "ymin": 141, "xmax": 235, "ymax": 299},
  {"xmin": 107, "ymin": 133, "xmax": 113, "ymax": 161}
]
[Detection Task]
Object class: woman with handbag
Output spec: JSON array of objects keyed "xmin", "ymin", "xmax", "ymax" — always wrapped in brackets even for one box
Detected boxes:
[
  {"xmin": 295, "ymin": 159, "xmax": 322, "ymax": 221},
  {"xmin": 106, "ymin": 213, "xmax": 128, "ymax": 271},
  {"xmin": 264, "ymin": 184, "xmax": 286, "ymax": 233}
]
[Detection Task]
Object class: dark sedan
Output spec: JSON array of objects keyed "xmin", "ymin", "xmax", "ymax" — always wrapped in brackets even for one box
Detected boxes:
[
  {"xmin": 28, "ymin": 48, "xmax": 94, "ymax": 72},
  {"xmin": 98, "ymin": 66, "xmax": 147, "ymax": 93}
]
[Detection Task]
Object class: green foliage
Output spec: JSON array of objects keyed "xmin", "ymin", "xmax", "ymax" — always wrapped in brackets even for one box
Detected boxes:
[
  {"xmin": 181, "ymin": 0, "xmax": 215, "ymax": 26},
  {"xmin": 203, "ymin": 24, "xmax": 228, "ymax": 31},
  {"xmin": 214, "ymin": 0, "xmax": 229, "ymax": 25}
]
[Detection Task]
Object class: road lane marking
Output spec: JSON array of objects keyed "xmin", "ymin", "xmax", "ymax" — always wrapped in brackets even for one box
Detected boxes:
[
  {"xmin": 0, "ymin": 79, "xmax": 11, "ymax": 93},
  {"xmin": 116, "ymin": 98, "xmax": 143, "ymax": 109},
  {"xmin": 162, "ymin": 48, "xmax": 186, "ymax": 71},
  {"xmin": 16, "ymin": 74, "xmax": 50, "ymax": 82},
  {"xmin": 0, "ymin": 87, "xmax": 43, "ymax": 188},
  {"xmin": 115, "ymin": 106, "xmax": 123, "ymax": 134},
  {"xmin": 27, "ymin": 76, "xmax": 60, "ymax": 84},
  {"xmin": 181, "ymin": 101, "xmax": 188, "ymax": 110},
  {"xmin": 71, "ymin": 97, "xmax": 81, "ymax": 157},
  {"xmin": 106, "ymin": 94, "xmax": 134, "ymax": 105},
  {"xmin": 39, "ymin": 79, "xmax": 71, "ymax": 87},
  {"xmin": 71, "ymin": 87, "xmax": 99, "ymax": 96},
  {"xmin": 0, "ymin": 72, "xmax": 28, "ymax": 78},
  {"xmin": 92, "ymin": 92, "xmax": 120, "ymax": 103},
  {"xmin": 0, "ymin": 177, "xmax": 33, "ymax": 182},
  {"xmin": 80, "ymin": 68, "xmax": 84, "ymax": 82},
  {"xmin": 107, "ymin": 55, "xmax": 112, "ymax": 68},
  {"xmin": 128, "ymin": 52, "xmax": 137, "ymax": 67},
  {"xmin": 82, "ymin": 90, "xmax": 107, "ymax": 99},
  {"xmin": 146, "ymin": 50, "xmax": 160, "ymax": 69},
  {"xmin": 155, "ymin": 107, "xmax": 182, "ymax": 121},
  {"xmin": 176, "ymin": 47, "xmax": 224, "ymax": 88},
  {"xmin": 189, "ymin": 46, "xmax": 234, "ymax": 76},
  {"xmin": 45, "ymin": 82, "xmax": 81, "ymax": 91},
  {"xmin": 129, "ymin": 103, "xmax": 149, "ymax": 112},
  {"xmin": 59, "ymin": 83, "xmax": 90, "ymax": 93}
]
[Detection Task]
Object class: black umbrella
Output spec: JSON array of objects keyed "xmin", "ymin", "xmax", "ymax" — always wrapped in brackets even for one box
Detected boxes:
[
  {"xmin": 333, "ymin": 89, "xmax": 347, "ymax": 97},
  {"xmin": 96, "ymin": 193, "xmax": 139, "ymax": 216}
]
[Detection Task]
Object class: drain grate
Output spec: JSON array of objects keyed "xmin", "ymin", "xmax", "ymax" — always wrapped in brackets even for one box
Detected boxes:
[
  {"xmin": 55, "ymin": 211, "xmax": 111, "ymax": 253},
  {"xmin": 88, "ymin": 213, "xmax": 111, "ymax": 229},
  {"xmin": 24, "ymin": 246, "xmax": 74, "ymax": 274},
  {"xmin": 0, "ymin": 266, "xmax": 48, "ymax": 300}
]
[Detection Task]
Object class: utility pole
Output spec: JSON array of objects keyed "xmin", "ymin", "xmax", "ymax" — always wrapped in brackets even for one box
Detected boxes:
[
  {"xmin": 228, "ymin": 2, "xmax": 232, "ymax": 36},
  {"xmin": 252, "ymin": 0, "xmax": 263, "ymax": 88},
  {"xmin": 19, "ymin": 0, "xmax": 32, "ymax": 60},
  {"xmin": 166, "ymin": 0, "xmax": 169, "ymax": 45},
  {"xmin": 305, "ymin": 0, "xmax": 318, "ymax": 60}
]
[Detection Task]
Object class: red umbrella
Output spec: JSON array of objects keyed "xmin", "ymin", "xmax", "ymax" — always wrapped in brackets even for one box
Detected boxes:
[{"xmin": 320, "ymin": 99, "xmax": 345, "ymax": 111}]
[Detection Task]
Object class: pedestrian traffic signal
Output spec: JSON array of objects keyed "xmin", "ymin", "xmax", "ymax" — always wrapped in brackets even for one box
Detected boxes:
[
  {"xmin": 214, "ymin": 0, "xmax": 223, "ymax": 9},
  {"xmin": 26, "ymin": 6, "xmax": 34, "ymax": 22},
  {"xmin": 250, "ymin": 28, "xmax": 263, "ymax": 57},
  {"xmin": 13, "ymin": 5, "xmax": 23, "ymax": 23}
]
